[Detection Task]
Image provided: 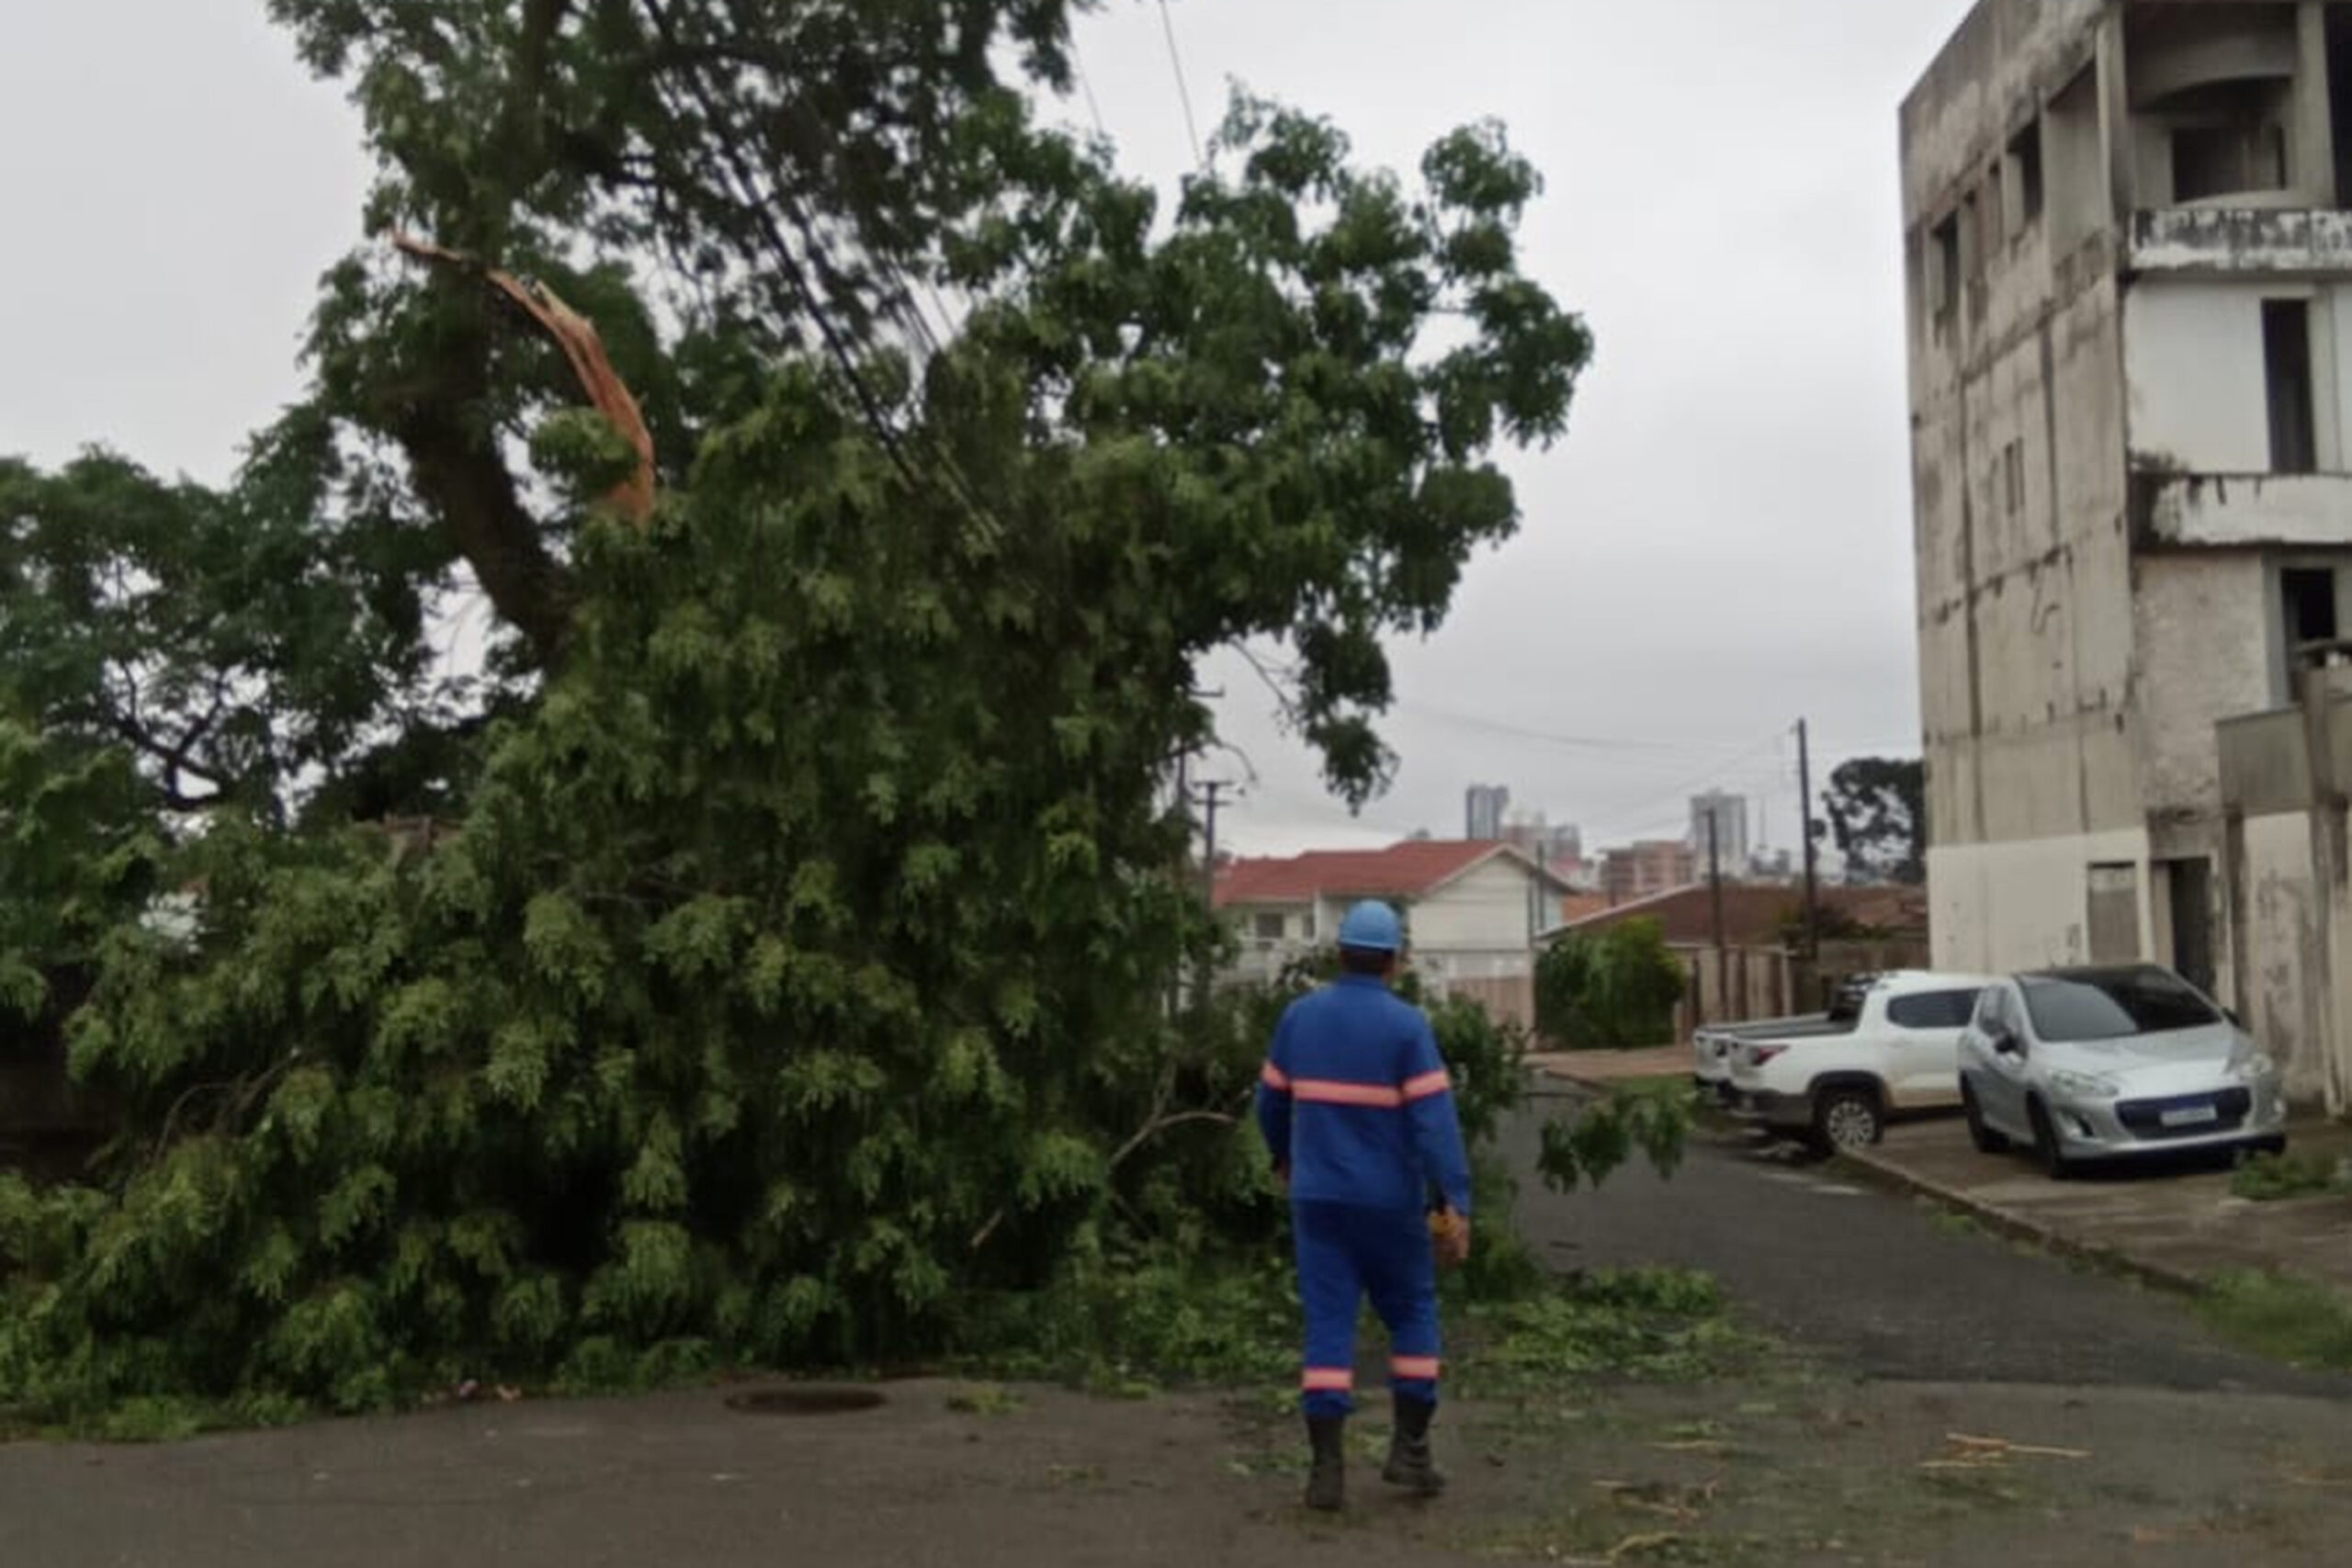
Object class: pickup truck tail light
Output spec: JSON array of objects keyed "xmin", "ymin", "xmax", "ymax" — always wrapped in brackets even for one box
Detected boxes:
[{"xmin": 1748, "ymin": 1045, "xmax": 1788, "ymax": 1067}]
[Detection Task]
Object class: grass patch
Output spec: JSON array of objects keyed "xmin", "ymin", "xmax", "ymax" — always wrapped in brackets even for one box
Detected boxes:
[
  {"xmin": 945, "ymin": 1382, "xmax": 1024, "ymax": 1416},
  {"xmin": 1454, "ymin": 1268, "xmax": 1767, "ymax": 1398},
  {"xmin": 2230, "ymin": 1151, "xmax": 2346, "ymax": 1202},
  {"xmin": 2197, "ymin": 1270, "xmax": 2352, "ymax": 1370}
]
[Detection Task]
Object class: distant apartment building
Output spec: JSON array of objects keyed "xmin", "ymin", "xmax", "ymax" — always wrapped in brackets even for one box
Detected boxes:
[
  {"xmin": 1501, "ymin": 810, "xmax": 1584, "ymax": 877},
  {"xmin": 1601, "ymin": 840, "xmax": 1699, "ymax": 903},
  {"xmin": 1904, "ymin": 0, "xmax": 2352, "ymax": 1003},
  {"xmin": 1464, "ymin": 784, "xmax": 1511, "ymax": 841},
  {"xmin": 1688, "ymin": 791, "xmax": 1751, "ymax": 871}
]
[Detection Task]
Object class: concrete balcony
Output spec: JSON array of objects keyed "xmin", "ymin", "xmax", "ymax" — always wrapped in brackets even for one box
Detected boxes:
[
  {"xmin": 2128, "ymin": 209, "xmax": 2352, "ymax": 276},
  {"xmin": 2136, "ymin": 471, "xmax": 2352, "ymax": 548}
]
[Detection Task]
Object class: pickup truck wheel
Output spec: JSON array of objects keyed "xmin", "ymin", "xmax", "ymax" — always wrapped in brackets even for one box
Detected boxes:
[
  {"xmin": 2027, "ymin": 1099, "xmax": 2074, "ymax": 1180},
  {"xmin": 1962, "ymin": 1082, "xmax": 2009, "ymax": 1154},
  {"xmin": 1812, "ymin": 1089, "xmax": 1883, "ymax": 1155}
]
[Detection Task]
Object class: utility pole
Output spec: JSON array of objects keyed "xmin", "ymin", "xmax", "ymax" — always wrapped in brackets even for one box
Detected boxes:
[
  {"xmin": 1168, "ymin": 750, "xmax": 1193, "ymax": 1021},
  {"xmin": 1797, "ymin": 719, "xmax": 1820, "ymax": 992},
  {"xmin": 1193, "ymin": 779, "xmax": 1231, "ymax": 1016},
  {"xmin": 1196, "ymin": 780, "xmax": 1228, "ymax": 908},
  {"xmin": 1707, "ymin": 808, "xmax": 1728, "ymax": 1026}
]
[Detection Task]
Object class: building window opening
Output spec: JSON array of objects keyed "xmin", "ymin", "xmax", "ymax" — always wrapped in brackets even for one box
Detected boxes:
[
  {"xmin": 2003, "ymin": 439, "xmax": 2026, "ymax": 515},
  {"xmin": 2046, "ymin": 62, "xmax": 2104, "ymax": 253},
  {"xmin": 2163, "ymin": 858, "xmax": 2216, "ymax": 999},
  {"xmin": 2283, "ymin": 567, "xmax": 2339, "ymax": 697},
  {"xmin": 1931, "ymin": 214, "xmax": 1961, "ymax": 324},
  {"xmin": 2007, "ymin": 121, "xmax": 2044, "ymax": 231},
  {"xmin": 2173, "ymin": 118, "xmax": 2289, "ymax": 202},
  {"xmin": 2264, "ymin": 299, "xmax": 2317, "ymax": 474},
  {"xmin": 1253, "ymin": 912, "xmax": 1286, "ymax": 942}
]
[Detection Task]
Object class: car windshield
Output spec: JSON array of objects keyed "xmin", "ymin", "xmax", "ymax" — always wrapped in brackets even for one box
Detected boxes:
[
  {"xmin": 2019, "ymin": 969, "xmax": 2222, "ymax": 1043},
  {"xmin": 1825, "ymin": 977, "xmax": 1871, "ymax": 1027}
]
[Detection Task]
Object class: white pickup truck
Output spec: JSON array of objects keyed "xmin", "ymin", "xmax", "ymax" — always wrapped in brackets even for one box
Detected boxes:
[
  {"xmin": 1724, "ymin": 971, "xmax": 1994, "ymax": 1153},
  {"xmin": 1691, "ymin": 972, "xmax": 1888, "ymax": 1102}
]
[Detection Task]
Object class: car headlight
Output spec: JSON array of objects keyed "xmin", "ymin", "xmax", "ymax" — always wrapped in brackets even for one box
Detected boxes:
[
  {"xmin": 2047, "ymin": 1069, "xmax": 2121, "ymax": 1100},
  {"xmin": 2229, "ymin": 1049, "xmax": 2278, "ymax": 1081}
]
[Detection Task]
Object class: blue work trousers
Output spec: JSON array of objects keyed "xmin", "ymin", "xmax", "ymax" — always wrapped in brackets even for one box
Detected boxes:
[{"xmin": 1293, "ymin": 1200, "xmax": 1442, "ymax": 1419}]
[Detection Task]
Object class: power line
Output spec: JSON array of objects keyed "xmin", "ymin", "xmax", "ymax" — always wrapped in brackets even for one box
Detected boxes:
[
  {"xmin": 1156, "ymin": 0, "xmax": 1204, "ymax": 166},
  {"xmin": 1400, "ymin": 697, "xmax": 1791, "ymax": 757},
  {"xmin": 1571, "ymin": 730, "xmax": 1791, "ymax": 844}
]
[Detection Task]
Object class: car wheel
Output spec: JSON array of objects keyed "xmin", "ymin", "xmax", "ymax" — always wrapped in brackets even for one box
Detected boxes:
[
  {"xmin": 1812, "ymin": 1089, "xmax": 1883, "ymax": 1156},
  {"xmin": 2027, "ymin": 1098, "xmax": 2074, "ymax": 1180},
  {"xmin": 1962, "ymin": 1081, "xmax": 2009, "ymax": 1154}
]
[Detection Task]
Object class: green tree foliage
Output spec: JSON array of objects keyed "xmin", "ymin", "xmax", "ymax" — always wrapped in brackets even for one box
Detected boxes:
[
  {"xmin": 1533, "ymin": 919, "xmax": 1687, "ymax": 1051},
  {"xmin": 1536, "ymin": 1084, "xmax": 1693, "ymax": 1196},
  {"xmin": 0, "ymin": 0, "xmax": 1592, "ymax": 1421},
  {"xmin": 1822, "ymin": 757, "xmax": 1926, "ymax": 886}
]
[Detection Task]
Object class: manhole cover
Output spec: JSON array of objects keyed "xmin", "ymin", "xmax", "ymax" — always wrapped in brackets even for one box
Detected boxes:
[{"xmin": 724, "ymin": 1386, "xmax": 887, "ymax": 1417}]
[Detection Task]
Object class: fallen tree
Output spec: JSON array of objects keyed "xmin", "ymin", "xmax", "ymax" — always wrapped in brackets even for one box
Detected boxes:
[{"xmin": 0, "ymin": 0, "xmax": 1594, "ymax": 1421}]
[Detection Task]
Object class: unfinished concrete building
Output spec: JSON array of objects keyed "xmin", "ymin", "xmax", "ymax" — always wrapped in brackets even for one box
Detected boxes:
[{"xmin": 1905, "ymin": 1, "xmax": 2352, "ymax": 1084}]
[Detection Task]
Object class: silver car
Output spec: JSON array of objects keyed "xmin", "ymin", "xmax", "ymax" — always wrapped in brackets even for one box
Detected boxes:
[{"xmin": 1956, "ymin": 964, "xmax": 2289, "ymax": 1178}]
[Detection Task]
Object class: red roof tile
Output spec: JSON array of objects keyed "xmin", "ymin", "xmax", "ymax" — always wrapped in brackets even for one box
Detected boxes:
[
  {"xmin": 1548, "ymin": 883, "xmax": 1928, "ymax": 945},
  {"xmin": 1214, "ymin": 841, "xmax": 1521, "ymax": 908}
]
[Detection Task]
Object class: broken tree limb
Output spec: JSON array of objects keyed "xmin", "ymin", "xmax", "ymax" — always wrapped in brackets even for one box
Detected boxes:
[
  {"xmin": 389, "ymin": 231, "xmax": 657, "ymax": 525},
  {"xmin": 1944, "ymin": 1432, "xmax": 2091, "ymax": 1461}
]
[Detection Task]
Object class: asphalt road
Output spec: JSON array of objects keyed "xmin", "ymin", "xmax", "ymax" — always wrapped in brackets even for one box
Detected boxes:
[{"xmin": 1510, "ymin": 1087, "xmax": 2352, "ymax": 1398}]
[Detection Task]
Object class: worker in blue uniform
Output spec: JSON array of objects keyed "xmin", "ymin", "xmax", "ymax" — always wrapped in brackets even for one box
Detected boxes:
[{"xmin": 1255, "ymin": 899, "xmax": 1475, "ymax": 1512}]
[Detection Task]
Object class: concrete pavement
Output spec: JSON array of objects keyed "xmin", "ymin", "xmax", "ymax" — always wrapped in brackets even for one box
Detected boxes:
[
  {"xmin": 1847, "ymin": 1115, "xmax": 2352, "ymax": 1298},
  {"xmin": 1514, "ymin": 1087, "xmax": 2350, "ymax": 1394}
]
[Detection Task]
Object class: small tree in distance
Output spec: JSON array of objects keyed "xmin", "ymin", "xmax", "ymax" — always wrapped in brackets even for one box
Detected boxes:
[{"xmin": 1533, "ymin": 918, "xmax": 1687, "ymax": 1052}]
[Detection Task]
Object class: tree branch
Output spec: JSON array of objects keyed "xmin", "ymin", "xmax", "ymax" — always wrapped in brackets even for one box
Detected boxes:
[
  {"xmin": 382, "ymin": 327, "xmax": 580, "ymax": 667},
  {"xmin": 391, "ymin": 232, "xmax": 658, "ymax": 526},
  {"xmin": 1107, "ymin": 1108, "xmax": 1241, "ymax": 1173}
]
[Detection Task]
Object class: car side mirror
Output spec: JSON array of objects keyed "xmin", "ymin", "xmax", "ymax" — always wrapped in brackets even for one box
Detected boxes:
[
  {"xmin": 2224, "ymin": 1007, "xmax": 2245, "ymax": 1029},
  {"xmin": 1986, "ymin": 1025, "xmax": 2018, "ymax": 1055}
]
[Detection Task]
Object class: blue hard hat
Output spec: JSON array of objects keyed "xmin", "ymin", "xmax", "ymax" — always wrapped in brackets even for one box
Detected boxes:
[{"xmin": 1338, "ymin": 899, "xmax": 1404, "ymax": 953}]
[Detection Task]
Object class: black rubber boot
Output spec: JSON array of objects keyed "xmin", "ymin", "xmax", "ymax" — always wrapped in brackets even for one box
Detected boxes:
[
  {"xmin": 1304, "ymin": 1415, "xmax": 1347, "ymax": 1511},
  {"xmin": 1382, "ymin": 1393, "xmax": 1446, "ymax": 1495}
]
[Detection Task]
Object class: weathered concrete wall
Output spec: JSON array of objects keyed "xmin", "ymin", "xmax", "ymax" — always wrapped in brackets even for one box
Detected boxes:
[
  {"xmin": 2220, "ymin": 705, "xmax": 2314, "ymax": 811},
  {"xmin": 2143, "ymin": 474, "xmax": 2352, "ymax": 547},
  {"xmin": 1910, "ymin": 7, "xmax": 2158, "ymax": 985},
  {"xmin": 2125, "ymin": 280, "xmax": 2289, "ymax": 470},
  {"xmin": 2131, "ymin": 207, "xmax": 2352, "ymax": 272},
  {"xmin": 2126, "ymin": 275, "xmax": 2352, "ymax": 477},
  {"xmin": 1902, "ymin": 0, "xmax": 2107, "ymax": 224},
  {"xmin": 1916, "ymin": 273, "xmax": 2143, "ymax": 847},
  {"xmin": 2134, "ymin": 554, "xmax": 2276, "ymax": 813},
  {"xmin": 1908, "ymin": 1, "xmax": 2352, "ymax": 992},
  {"xmin": 2238, "ymin": 806, "xmax": 2330, "ymax": 1100},
  {"xmin": 1927, "ymin": 824, "xmax": 2153, "ymax": 973}
]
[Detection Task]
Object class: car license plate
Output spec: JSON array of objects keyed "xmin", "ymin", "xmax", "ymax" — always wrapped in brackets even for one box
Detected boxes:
[{"xmin": 2160, "ymin": 1104, "xmax": 2220, "ymax": 1128}]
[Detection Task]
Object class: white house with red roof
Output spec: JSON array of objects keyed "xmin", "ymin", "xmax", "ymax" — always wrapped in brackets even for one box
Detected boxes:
[{"xmin": 1212, "ymin": 840, "xmax": 1568, "ymax": 991}]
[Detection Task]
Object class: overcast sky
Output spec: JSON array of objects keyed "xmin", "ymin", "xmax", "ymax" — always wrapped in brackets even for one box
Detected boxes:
[{"xmin": 1, "ymin": 0, "xmax": 1979, "ymax": 859}]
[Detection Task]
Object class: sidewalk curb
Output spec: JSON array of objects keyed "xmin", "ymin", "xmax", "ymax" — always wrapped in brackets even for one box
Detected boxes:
[
  {"xmin": 1531, "ymin": 1066, "xmax": 1695, "ymax": 1096},
  {"xmin": 1836, "ymin": 1146, "xmax": 2211, "ymax": 1299}
]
